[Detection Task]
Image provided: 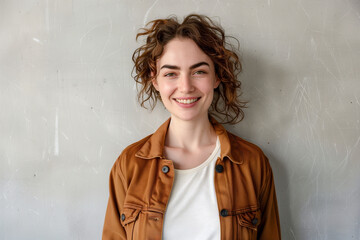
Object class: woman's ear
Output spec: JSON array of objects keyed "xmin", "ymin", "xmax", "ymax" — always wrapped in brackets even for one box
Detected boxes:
[
  {"xmin": 151, "ymin": 72, "xmax": 159, "ymax": 91},
  {"xmin": 214, "ymin": 78, "xmax": 221, "ymax": 89},
  {"xmin": 152, "ymin": 78, "xmax": 159, "ymax": 91}
]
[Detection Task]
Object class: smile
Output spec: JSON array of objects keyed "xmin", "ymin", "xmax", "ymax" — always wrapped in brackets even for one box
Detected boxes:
[{"xmin": 174, "ymin": 98, "xmax": 200, "ymax": 104}]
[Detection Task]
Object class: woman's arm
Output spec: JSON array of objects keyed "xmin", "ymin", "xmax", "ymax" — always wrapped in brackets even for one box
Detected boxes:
[
  {"xmin": 258, "ymin": 158, "xmax": 281, "ymax": 239},
  {"xmin": 102, "ymin": 160, "xmax": 127, "ymax": 240}
]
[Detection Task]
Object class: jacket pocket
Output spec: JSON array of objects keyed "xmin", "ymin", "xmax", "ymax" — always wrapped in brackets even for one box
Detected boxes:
[
  {"xmin": 235, "ymin": 207, "xmax": 261, "ymax": 239},
  {"xmin": 120, "ymin": 206, "xmax": 164, "ymax": 240},
  {"xmin": 120, "ymin": 207, "xmax": 141, "ymax": 240}
]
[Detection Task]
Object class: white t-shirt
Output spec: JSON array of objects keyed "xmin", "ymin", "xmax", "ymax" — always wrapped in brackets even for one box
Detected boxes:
[{"xmin": 162, "ymin": 137, "xmax": 221, "ymax": 240}]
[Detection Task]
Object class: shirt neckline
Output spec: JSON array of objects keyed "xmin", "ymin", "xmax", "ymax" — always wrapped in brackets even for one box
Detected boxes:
[{"xmin": 175, "ymin": 136, "xmax": 220, "ymax": 174}]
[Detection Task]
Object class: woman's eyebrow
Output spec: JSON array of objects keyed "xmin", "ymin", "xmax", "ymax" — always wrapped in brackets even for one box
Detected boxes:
[
  {"xmin": 189, "ymin": 61, "xmax": 210, "ymax": 69},
  {"xmin": 160, "ymin": 61, "xmax": 210, "ymax": 70},
  {"xmin": 160, "ymin": 65, "xmax": 180, "ymax": 70}
]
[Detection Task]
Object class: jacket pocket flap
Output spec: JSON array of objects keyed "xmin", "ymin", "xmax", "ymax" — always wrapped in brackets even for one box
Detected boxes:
[
  {"xmin": 120, "ymin": 207, "xmax": 141, "ymax": 226},
  {"xmin": 236, "ymin": 208, "xmax": 261, "ymax": 230}
]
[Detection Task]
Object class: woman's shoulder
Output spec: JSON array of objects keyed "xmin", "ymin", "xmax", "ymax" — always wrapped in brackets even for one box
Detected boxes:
[
  {"xmin": 228, "ymin": 131, "xmax": 265, "ymax": 155},
  {"xmin": 109, "ymin": 133, "xmax": 155, "ymax": 176},
  {"xmin": 116, "ymin": 134, "xmax": 153, "ymax": 161},
  {"xmin": 212, "ymin": 117, "xmax": 267, "ymax": 162},
  {"xmin": 225, "ymin": 130, "xmax": 270, "ymax": 167}
]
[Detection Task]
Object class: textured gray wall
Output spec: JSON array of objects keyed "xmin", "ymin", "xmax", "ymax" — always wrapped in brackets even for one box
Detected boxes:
[{"xmin": 1, "ymin": 0, "xmax": 359, "ymax": 239}]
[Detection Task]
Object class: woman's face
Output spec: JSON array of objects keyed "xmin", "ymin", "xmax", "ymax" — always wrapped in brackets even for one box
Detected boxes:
[{"xmin": 152, "ymin": 37, "xmax": 220, "ymax": 122}]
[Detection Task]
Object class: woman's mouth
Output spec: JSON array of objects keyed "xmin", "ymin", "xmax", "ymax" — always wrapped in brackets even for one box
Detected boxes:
[{"xmin": 174, "ymin": 98, "xmax": 200, "ymax": 104}]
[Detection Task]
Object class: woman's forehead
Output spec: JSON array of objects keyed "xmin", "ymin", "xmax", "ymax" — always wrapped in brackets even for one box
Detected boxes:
[{"xmin": 157, "ymin": 38, "xmax": 214, "ymax": 69}]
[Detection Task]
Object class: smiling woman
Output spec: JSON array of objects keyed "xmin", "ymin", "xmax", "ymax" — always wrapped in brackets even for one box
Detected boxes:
[
  {"xmin": 133, "ymin": 14, "xmax": 246, "ymax": 125},
  {"xmin": 152, "ymin": 38, "xmax": 220, "ymax": 124},
  {"xmin": 102, "ymin": 14, "xmax": 281, "ymax": 240}
]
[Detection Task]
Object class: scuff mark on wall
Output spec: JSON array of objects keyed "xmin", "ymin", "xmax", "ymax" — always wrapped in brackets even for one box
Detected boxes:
[
  {"xmin": 54, "ymin": 108, "xmax": 59, "ymax": 156},
  {"xmin": 143, "ymin": 0, "xmax": 160, "ymax": 26}
]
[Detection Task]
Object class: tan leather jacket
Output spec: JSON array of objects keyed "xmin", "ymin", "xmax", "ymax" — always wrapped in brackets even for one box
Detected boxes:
[{"xmin": 103, "ymin": 117, "xmax": 281, "ymax": 239}]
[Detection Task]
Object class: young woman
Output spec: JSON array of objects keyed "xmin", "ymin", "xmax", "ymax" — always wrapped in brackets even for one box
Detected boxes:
[{"xmin": 103, "ymin": 14, "xmax": 281, "ymax": 240}]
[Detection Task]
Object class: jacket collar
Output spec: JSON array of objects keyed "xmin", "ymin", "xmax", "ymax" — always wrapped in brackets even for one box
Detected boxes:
[{"xmin": 135, "ymin": 116, "xmax": 243, "ymax": 164}]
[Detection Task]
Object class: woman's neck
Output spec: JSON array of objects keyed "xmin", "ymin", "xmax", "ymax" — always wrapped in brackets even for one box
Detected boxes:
[{"xmin": 165, "ymin": 115, "xmax": 217, "ymax": 151}]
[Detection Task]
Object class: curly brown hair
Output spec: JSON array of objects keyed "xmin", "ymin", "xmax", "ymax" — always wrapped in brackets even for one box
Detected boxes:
[{"xmin": 132, "ymin": 14, "xmax": 246, "ymax": 124}]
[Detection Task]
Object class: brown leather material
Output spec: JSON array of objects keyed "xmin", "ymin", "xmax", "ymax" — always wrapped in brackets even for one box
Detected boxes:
[{"xmin": 102, "ymin": 117, "xmax": 281, "ymax": 239}]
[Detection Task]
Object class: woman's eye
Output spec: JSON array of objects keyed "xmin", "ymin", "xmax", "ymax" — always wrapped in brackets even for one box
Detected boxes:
[
  {"xmin": 164, "ymin": 72, "xmax": 176, "ymax": 77},
  {"xmin": 194, "ymin": 70, "xmax": 206, "ymax": 75}
]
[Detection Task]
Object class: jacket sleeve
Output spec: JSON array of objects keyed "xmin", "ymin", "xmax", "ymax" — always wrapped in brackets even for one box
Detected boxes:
[
  {"xmin": 257, "ymin": 157, "xmax": 281, "ymax": 240},
  {"xmin": 102, "ymin": 160, "xmax": 127, "ymax": 240}
]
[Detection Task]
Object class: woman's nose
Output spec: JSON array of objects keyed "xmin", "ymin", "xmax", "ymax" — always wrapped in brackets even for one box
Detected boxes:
[{"xmin": 178, "ymin": 74, "xmax": 194, "ymax": 92}]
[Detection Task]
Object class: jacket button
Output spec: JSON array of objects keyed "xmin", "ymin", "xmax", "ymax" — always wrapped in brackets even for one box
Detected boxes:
[
  {"xmin": 162, "ymin": 166, "xmax": 170, "ymax": 173},
  {"xmin": 252, "ymin": 217, "xmax": 258, "ymax": 226},
  {"xmin": 121, "ymin": 214, "xmax": 126, "ymax": 221},
  {"xmin": 220, "ymin": 209, "xmax": 228, "ymax": 217},
  {"xmin": 215, "ymin": 164, "xmax": 224, "ymax": 173}
]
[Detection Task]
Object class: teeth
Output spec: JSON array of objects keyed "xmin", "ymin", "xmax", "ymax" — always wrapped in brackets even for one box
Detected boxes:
[{"xmin": 176, "ymin": 98, "xmax": 199, "ymax": 104}]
